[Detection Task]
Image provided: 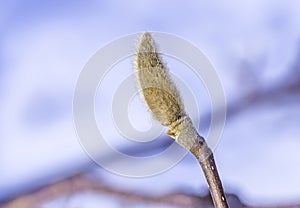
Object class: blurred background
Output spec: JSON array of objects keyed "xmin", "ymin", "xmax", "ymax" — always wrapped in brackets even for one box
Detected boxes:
[{"xmin": 1, "ymin": 0, "xmax": 300, "ymax": 207}]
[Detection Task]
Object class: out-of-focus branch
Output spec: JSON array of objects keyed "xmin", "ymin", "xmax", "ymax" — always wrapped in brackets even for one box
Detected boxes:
[
  {"xmin": 199, "ymin": 55, "xmax": 300, "ymax": 131},
  {"xmin": 0, "ymin": 174, "xmax": 213, "ymax": 208},
  {"xmin": 1, "ymin": 174, "xmax": 299, "ymax": 208}
]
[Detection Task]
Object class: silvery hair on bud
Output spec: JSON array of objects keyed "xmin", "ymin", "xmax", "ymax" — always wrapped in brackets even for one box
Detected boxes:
[{"xmin": 134, "ymin": 32, "xmax": 185, "ymax": 126}]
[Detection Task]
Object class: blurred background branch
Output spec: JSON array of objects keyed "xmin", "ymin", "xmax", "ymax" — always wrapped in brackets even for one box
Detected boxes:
[{"xmin": 1, "ymin": 173, "xmax": 299, "ymax": 208}]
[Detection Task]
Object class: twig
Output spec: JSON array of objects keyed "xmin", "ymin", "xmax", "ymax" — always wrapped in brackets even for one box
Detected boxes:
[
  {"xmin": 134, "ymin": 32, "xmax": 228, "ymax": 207},
  {"xmin": 168, "ymin": 116, "xmax": 228, "ymax": 208}
]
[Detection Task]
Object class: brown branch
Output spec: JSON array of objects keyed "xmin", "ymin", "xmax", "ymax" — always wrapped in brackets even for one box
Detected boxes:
[
  {"xmin": 1, "ymin": 174, "xmax": 299, "ymax": 208},
  {"xmin": 0, "ymin": 174, "xmax": 213, "ymax": 208},
  {"xmin": 196, "ymin": 143, "xmax": 228, "ymax": 207}
]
